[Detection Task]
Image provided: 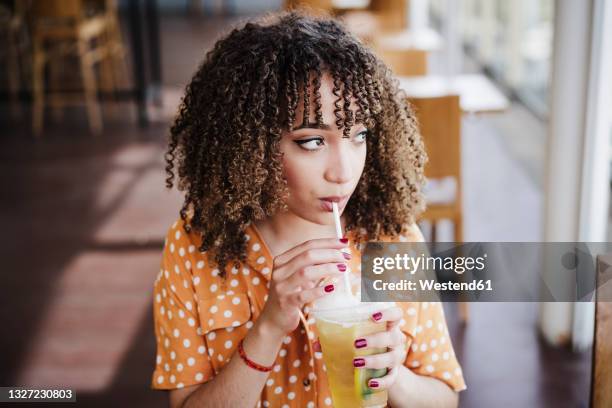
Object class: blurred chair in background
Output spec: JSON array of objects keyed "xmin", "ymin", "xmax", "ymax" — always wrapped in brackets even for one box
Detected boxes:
[
  {"xmin": 368, "ymin": 0, "xmax": 407, "ymax": 32},
  {"xmin": 341, "ymin": 0, "xmax": 434, "ymax": 77},
  {"xmin": 0, "ymin": 0, "xmax": 30, "ymax": 119},
  {"xmin": 375, "ymin": 47, "xmax": 427, "ymax": 76},
  {"xmin": 410, "ymin": 94, "xmax": 469, "ymax": 323},
  {"xmin": 409, "ymin": 94, "xmax": 463, "ymax": 244},
  {"xmin": 30, "ymin": 0, "xmax": 126, "ymax": 136},
  {"xmin": 368, "ymin": 0, "xmax": 441, "ymax": 77},
  {"xmin": 90, "ymin": 0, "xmax": 129, "ymax": 94}
]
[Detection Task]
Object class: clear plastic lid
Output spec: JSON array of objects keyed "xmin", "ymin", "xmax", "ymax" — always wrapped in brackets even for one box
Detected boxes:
[{"xmin": 311, "ymin": 298, "xmax": 395, "ymax": 323}]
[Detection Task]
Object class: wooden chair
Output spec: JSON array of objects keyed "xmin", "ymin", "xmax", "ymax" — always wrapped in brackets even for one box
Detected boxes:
[
  {"xmin": 367, "ymin": 1, "xmax": 445, "ymax": 76},
  {"xmin": 0, "ymin": 2, "xmax": 28, "ymax": 119},
  {"xmin": 409, "ymin": 94, "xmax": 469, "ymax": 323},
  {"xmin": 368, "ymin": 0, "xmax": 408, "ymax": 32},
  {"xmin": 409, "ymin": 94, "xmax": 463, "ymax": 242},
  {"xmin": 30, "ymin": 0, "xmax": 114, "ymax": 135},
  {"xmin": 367, "ymin": 0, "xmax": 432, "ymax": 77},
  {"xmin": 90, "ymin": 0, "xmax": 129, "ymax": 94},
  {"xmin": 592, "ymin": 254, "xmax": 612, "ymax": 407},
  {"xmin": 375, "ymin": 47, "xmax": 427, "ymax": 76}
]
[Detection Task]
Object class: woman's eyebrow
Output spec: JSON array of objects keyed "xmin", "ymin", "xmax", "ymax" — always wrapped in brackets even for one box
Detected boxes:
[
  {"xmin": 293, "ymin": 121, "xmax": 332, "ymax": 131},
  {"xmin": 292, "ymin": 121, "xmax": 367, "ymax": 133}
]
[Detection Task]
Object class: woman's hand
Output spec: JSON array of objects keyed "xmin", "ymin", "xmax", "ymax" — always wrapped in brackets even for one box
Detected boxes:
[
  {"xmin": 352, "ymin": 306, "xmax": 408, "ymax": 391},
  {"xmin": 258, "ymin": 237, "xmax": 350, "ymax": 339}
]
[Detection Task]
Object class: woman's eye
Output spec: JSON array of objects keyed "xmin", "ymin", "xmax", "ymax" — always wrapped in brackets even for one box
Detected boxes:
[
  {"xmin": 355, "ymin": 130, "xmax": 368, "ymax": 143},
  {"xmin": 295, "ymin": 137, "xmax": 325, "ymax": 151}
]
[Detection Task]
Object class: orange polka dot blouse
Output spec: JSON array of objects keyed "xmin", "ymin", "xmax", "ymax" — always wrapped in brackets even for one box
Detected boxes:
[{"xmin": 151, "ymin": 219, "xmax": 467, "ymax": 406}]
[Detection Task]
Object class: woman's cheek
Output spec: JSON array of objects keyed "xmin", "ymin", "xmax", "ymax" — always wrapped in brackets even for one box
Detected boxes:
[{"xmin": 282, "ymin": 154, "xmax": 311, "ymax": 192}]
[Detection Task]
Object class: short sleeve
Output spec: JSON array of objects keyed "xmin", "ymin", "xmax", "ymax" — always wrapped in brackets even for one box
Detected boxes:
[
  {"xmin": 151, "ymin": 225, "xmax": 213, "ymax": 390},
  {"xmin": 361, "ymin": 223, "xmax": 466, "ymax": 391},
  {"xmin": 399, "ymin": 301, "xmax": 467, "ymax": 392}
]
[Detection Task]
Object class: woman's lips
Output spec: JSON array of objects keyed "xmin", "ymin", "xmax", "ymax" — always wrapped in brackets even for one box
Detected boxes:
[{"xmin": 319, "ymin": 196, "xmax": 349, "ymax": 212}]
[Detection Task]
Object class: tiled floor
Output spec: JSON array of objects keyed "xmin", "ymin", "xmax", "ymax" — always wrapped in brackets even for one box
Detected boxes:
[
  {"xmin": 0, "ymin": 122, "xmax": 179, "ymax": 406},
  {"xmin": 0, "ymin": 13, "xmax": 591, "ymax": 408}
]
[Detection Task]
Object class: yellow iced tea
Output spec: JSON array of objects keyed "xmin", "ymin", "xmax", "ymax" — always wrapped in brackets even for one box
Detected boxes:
[{"xmin": 314, "ymin": 304, "xmax": 392, "ymax": 408}]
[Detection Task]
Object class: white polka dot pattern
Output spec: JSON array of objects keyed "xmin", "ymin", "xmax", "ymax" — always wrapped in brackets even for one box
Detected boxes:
[
  {"xmin": 151, "ymin": 219, "xmax": 467, "ymax": 403},
  {"xmin": 400, "ymin": 300, "xmax": 466, "ymax": 391}
]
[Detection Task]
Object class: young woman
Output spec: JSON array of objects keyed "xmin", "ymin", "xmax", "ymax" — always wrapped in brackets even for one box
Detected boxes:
[{"xmin": 151, "ymin": 11, "xmax": 466, "ymax": 408}]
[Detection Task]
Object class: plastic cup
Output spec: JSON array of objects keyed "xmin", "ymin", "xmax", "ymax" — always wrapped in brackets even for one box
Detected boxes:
[{"xmin": 312, "ymin": 302, "xmax": 395, "ymax": 408}]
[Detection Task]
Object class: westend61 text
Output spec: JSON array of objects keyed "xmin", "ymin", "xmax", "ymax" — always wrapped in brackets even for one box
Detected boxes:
[{"xmin": 372, "ymin": 279, "xmax": 493, "ymax": 292}]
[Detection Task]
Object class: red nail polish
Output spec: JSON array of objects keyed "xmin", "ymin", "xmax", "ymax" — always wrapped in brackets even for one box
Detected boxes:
[
  {"xmin": 369, "ymin": 380, "xmax": 379, "ymax": 388},
  {"xmin": 337, "ymin": 263, "xmax": 347, "ymax": 272},
  {"xmin": 324, "ymin": 284, "xmax": 335, "ymax": 293},
  {"xmin": 340, "ymin": 237, "xmax": 349, "ymax": 243},
  {"xmin": 342, "ymin": 252, "xmax": 351, "ymax": 260},
  {"xmin": 354, "ymin": 338, "xmax": 367, "ymax": 348},
  {"xmin": 372, "ymin": 312, "xmax": 382, "ymax": 321},
  {"xmin": 353, "ymin": 358, "xmax": 365, "ymax": 367}
]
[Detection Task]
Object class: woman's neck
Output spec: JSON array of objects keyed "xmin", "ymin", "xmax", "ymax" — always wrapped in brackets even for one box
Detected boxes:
[{"xmin": 254, "ymin": 212, "xmax": 345, "ymax": 258}]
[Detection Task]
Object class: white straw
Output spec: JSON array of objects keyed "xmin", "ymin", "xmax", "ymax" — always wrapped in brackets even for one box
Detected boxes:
[
  {"xmin": 332, "ymin": 202, "xmax": 343, "ymax": 239},
  {"xmin": 332, "ymin": 202, "xmax": 352, "ymax": 296}
]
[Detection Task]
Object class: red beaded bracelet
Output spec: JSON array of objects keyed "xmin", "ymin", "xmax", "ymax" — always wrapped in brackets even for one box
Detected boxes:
[{"xmin": 237, "ymin": 339, "xmax": 274, "ymax": 372}]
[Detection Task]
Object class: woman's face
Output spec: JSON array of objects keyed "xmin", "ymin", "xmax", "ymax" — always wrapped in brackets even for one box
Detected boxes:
[{"xmin": 279, "ymin": 72, "xmax": 367, "ymax": 225}]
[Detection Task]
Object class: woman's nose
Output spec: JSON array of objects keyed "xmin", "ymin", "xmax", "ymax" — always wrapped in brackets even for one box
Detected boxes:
[{"xmin": 323, "ymin": 144, "xmax": 353, "ymax": 184}]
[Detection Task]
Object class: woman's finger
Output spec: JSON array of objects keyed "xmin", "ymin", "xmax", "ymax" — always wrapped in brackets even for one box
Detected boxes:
[
  {"xmin": 353, "ymin": 347, "xmax": 405, "ymax": 370},
  {"xmin": 273, "ymin": 248, "xmax": 349, "ymax": 282},
  {"xmin": 289, "ymin": 282, "xmax": 336, "ymax": 307},
  {"xmin": 276, "ymin": 277, "xmax": 317, "ymax": 294},
  {"xmin": 370, "ymin": 306, "xmax": 403, "ymax": 324},
  {"xmin": 354, "ymin": 327, "xmax": 406, "ymax": 350},
  {"xmin": 285, "ymin": 262, "xmax": 347, "ymax": 289},
  {"xmin": 366, "ymin": 366, "xmax": 399, "ymax": 391},
  {"xmin": 273, "ymin": 238, "xmax": 348, "ymax": 269}
]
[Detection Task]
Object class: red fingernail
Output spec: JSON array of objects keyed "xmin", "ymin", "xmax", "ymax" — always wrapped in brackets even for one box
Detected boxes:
[
  {"xmin": 324, "ymin": 284, "xmax": 335, "ymax": 293},
  {"xmin": 353, "ymin": 358, "xmax": 365, "ymax": 367},
  {"xmin": 337, "ymin": 263, "xmax": 347, "ymax": 272},
  {"xmin": 354, "ymin": 338, "xmax": 367, "ymax": 348},
  {"xmin": 372, "ymin": 312, "xmax": 382, "ymax": 321},
  {"xmin": 340, "ymin": 237, "xmax": 349, "ymax": 243},
  {"xmin": 369, "ymin": 380, "xmax": 379, "ymax": 388},
  {"xmin": 342, "ymin": 252, "xmax": 351, "ymax": 260}
]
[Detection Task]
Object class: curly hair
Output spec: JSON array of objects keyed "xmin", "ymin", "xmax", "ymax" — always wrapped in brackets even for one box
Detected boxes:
[{"xmin": 164, "ymin": 10, "xmax": 428, "ymax": 277}]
